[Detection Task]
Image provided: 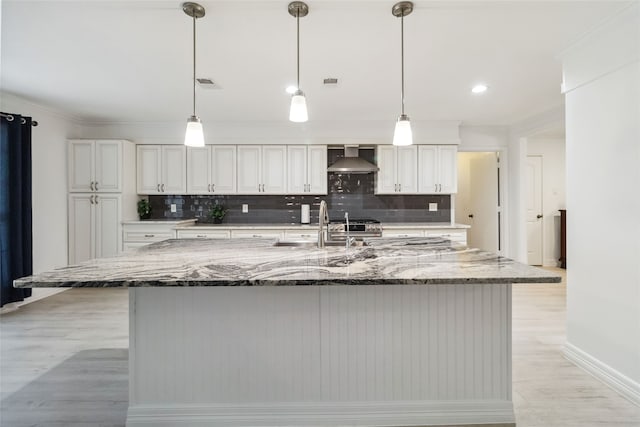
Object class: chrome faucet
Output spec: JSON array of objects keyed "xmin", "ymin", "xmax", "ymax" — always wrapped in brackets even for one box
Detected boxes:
[
  {"xmin": 344, "ymin": 212, "xmax": 350, "ymax": 249},
  {"xmin": 318, "ymin": 200, "xmax": 329, "ymax": 248}
]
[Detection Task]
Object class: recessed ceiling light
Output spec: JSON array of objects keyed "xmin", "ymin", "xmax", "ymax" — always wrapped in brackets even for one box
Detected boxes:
[
  {"xmin": 471, "ymin": 84, "xmax": 488, "ymax": 94},
  {"xmin": 286, "ymin": 85, "xmax": 298, "ymax": 94}
]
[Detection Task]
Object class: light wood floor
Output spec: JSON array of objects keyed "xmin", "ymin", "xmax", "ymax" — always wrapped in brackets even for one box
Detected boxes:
[{"xmin": 1, "ymin": 269, "xmax": 639, "ymax": 427}]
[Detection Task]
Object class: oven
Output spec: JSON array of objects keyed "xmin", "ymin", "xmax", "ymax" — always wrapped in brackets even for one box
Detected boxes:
[{"xmin": 327, "ymin": 218, "xmax": 382, "ymax": 240}]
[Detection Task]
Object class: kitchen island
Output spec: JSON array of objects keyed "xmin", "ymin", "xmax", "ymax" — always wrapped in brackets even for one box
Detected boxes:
[{"xmin": 15, "ymin": 238, "xmax": 560, "ymax": 427}]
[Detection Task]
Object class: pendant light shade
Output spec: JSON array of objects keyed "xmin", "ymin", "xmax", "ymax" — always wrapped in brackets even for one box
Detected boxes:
[
  {"xmin": 288, "ymin": 2, "xmax": 309, "ymax": 123},
  {"xmin": 289, "ymin": 89, "xmax": 308, "ymax": 122},
  {"xmin": 183, "ymin": 2, "xmax": 205, "ymax": 147},
  {"xmin": 392, "ymin": 2, "xmax": 413, "ymax": 146},
  {"xmin": 185, "ymin": 115, "xmax": 205, "ymax": 147},
  {"xmin": 393, "ymin": 114, "xmax": 413, "ymax": 146}
]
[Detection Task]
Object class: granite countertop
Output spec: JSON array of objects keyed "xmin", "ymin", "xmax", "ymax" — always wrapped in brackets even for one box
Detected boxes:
[
  {"xmin": 122, "ymin": 219, "xmax": 197, "ymax": 226},
  {"xmin": 15, "ymin": 238, "xmax": 560, "ymax": 288}
]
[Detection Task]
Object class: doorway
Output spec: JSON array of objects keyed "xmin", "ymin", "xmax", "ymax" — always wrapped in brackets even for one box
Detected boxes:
[
  {"xmin": 526, "ymin": 155, "xmax": 543, "ymax": 265},
  {"xmin": 456, "ymin": 152, "xmax": 501, "ymax": 253}
]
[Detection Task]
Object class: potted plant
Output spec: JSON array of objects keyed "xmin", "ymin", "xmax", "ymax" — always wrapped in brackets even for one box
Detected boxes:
[
  {"xmin": 137, "ymin": 198, "xmax": 152, "ymax": 220},
  {"xmin": 207, "ymin": 204, "xmax": 228, "ymax": 224}
]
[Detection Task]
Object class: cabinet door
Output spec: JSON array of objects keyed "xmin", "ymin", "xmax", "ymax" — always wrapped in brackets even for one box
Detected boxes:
[
  {"xmin": 418, "ymin": 146, "xmax": 439, "ymax": 193},
  {"xmin": 161, "ymin": 146, "xmax": 186, "ymax": 194},
  {"xmin": 376, "ymin": 145, "xmax": 397, "ymax": 194},
  {"xmin": 211, "ymin": 145, "xmax": 237, "ymax": 194},
  {"xmin": 68, "ymin": 140, "xmax": 95, "ymax": 192},
  {"xmin": 307, "ymin": 145, "xmax": 327, "ymax": 194},
  {"xmin": 438, "ymin": 146, "xmax": 458, "ymax": 193},
  {"xmin": 137, "ymin": 145, "xmax": 162, "ymax": 194},
  {"xmin": 287, "ymin": 146, "xmax": 307, "ymax": 194},
  {"xmin": 94, "ymin": 141, "xmax": 122, "ymax": 192},
  {"xmin": 94, "ymin": 194, "xmax": 121, "ymax": 258},
  {"xmin": 396, "ymin": 146, "xmax": 418, "ymax": 193},
  {"xmin": 237, "ymin": 146, "xmax": 261, "ymax": 194},
  {"xmin": 187, "ymin": 146, "xmax": 211, "ymax": 194},
  {"xmin": 68, "ymin": 194, "xmax": 94, "ymax": 264},
  {"xmin": 262, "ymin": 145, "xmax": 287, "ymax": 194}
]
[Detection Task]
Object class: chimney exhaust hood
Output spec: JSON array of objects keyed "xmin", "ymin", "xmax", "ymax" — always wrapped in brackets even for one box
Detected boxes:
[{"xmin": 327, "ymin": 146, "xmax": 379, "ymax": 174}]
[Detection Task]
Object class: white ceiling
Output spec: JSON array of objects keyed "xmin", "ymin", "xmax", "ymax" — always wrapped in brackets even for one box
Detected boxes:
[{"xmin": 0, "ymin": 0, "xmax": 629, "ymax": 126}]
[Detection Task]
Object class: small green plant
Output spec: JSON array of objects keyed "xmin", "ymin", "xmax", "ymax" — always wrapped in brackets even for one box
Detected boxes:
[
  {"xmin": 137, "ymin": 198, "xmax": 151, "ymax": 220},
  {"xmin": 207, "ymin": 204, "xmax": 227, "ymax": 223}
]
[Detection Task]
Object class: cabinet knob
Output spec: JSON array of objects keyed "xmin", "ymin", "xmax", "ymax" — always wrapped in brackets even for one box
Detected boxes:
[
  {"xmin": 161, "ymin": 184, "xmax": 165, "ymax": 192},
  {"xmin": 95, "ymin": 181, "xmax": 98, "ymax": 191},
  {"xmin": 537, "ymin": 214, "xmax": 543, "ymax": 219},
  {"xmin": 468, "ymin": 214, "xmax": 474, "ymax": 218},
  {"xmin": 208, "ymin": 184, "xmax": 211, "ymax": 192},
  {"xmin": 94, "ymin": 195, "xmax": 98, "ymax": 204},
  {"xmin": 144, "ymin": 234, "xmax": 155, "ymax": 237},
  {"xmin": 157, "ymin": 184, "xmax": 160, "ymax": 192}
]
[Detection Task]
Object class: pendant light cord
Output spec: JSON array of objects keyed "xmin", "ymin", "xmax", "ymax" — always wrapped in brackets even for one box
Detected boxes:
[
  {"xmin": 296, "ymin": 8, "xmax": 300, "ymax": 89},
  {"xmin": 192, "ymin": 14, "xmax": 197, "ymax": 116},
  {"xmin": 400, "ymin": 12, "xmax": 405, "ymax": 116}
]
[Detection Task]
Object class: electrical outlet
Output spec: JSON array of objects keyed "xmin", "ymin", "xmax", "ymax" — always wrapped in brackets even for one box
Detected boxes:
[
  {"xmin": 170, "ymin": 204, "xmax": 177, "ymax": 213},
  {"xmin": 429, "ymin": 203, "xmax": 438, "ymax": 212},
  {"xmin": 242, "ymin": 204, "xmax": 249, "ymax": 213}
]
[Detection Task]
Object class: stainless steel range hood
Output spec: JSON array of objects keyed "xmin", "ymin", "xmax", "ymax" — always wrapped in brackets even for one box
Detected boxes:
[{"xmin": 327, "ymin": 146, "xmax": 379, "ymax": 174}]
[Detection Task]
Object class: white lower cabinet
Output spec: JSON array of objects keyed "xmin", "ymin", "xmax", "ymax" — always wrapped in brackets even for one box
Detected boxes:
[
  {"xmin": 230, "ymin": 229, "xmax": 285, "ymax": 240},
  {"xmin": 382, "ymin": 229, "xmax": 425, "ymax": 238},
  {"xmin": 68, "ymin": 194, "xmax": 121, "ymax": 264},
  {"xmin": 122, "ymin": 223, "xmax": 180, "ymax": 252},
  {"xmin": 176, "ymin": 229, "xmax": 230, "ymax": 239},
  {"xmin": 425, "ymin": 230, "xmax": 467, "ymax": 245},
  {"xmin": 284, "ymin": 230, "xmax": 318, "ymax": 241}
]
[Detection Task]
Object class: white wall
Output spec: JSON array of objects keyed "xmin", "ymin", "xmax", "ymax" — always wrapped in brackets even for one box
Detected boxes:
[
  {"xmin": 526, "ymin": 138, "xmax": 566, "ymax": 266},
  {"xmin": 561, "ymin": 3, "xmax": 640, "ymax": 402},
  {"xmin": 1, "ymin": 93, "xmax": 80, "ymax": 302}
]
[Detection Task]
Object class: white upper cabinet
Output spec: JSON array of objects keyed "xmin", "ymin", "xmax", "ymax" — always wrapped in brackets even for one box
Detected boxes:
[
  {"xmin": 137, "ymin": 145, "xmax": 186, "ymax": 194},
  {"xmin": 237, "ymin": 145, "xmax": 287, "ymax": 194},
  {"xmin": 187, "ymin": 145, "xmax": 237, "ymax": 194},
  {"xmin": 68, "ymin": 140, "xmax": 122, "ymax": 192},
  {"xmin": 418, "ymin": 145, "xmax": 458, "ymax": 194},
  {"xmin": 287, "ymin": 145, "xmax": 327, "ymax": 194},
  {"xmin": 376, "ymin": 145, "xmax": 418, "ymax": 194}
]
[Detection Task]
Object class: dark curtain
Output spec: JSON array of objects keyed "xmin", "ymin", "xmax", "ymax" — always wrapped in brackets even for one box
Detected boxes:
[{"xmin": 1, "ymin": 113, "xmax": 33, "ymax": 306}]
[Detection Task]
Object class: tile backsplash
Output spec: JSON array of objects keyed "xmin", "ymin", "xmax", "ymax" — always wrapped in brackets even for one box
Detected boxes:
[{"xmin": 147, "ymin": 147, "xmax": 452, "ymax": 224}]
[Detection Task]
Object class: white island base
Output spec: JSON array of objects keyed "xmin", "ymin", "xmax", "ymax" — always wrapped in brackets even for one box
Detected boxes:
[{"xmin": 126, "ymin": 284, "xmax": 514, "ymax": 427}]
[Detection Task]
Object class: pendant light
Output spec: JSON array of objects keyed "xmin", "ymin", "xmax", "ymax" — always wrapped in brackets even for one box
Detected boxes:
[
  {"xmin": 392, "ymin": 2, "xmax": 413, "ymax": 146},
  {"xmin": 288, "ymin": 2, "xmax": 309, "ymax": 123},
  {"xmin": 183, "ymin": 2, "xmax": 205, "ymax": 147}
]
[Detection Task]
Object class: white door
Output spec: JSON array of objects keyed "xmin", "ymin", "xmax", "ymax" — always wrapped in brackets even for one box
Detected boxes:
[
  {"xmin": 68, "ymin": 194, "xmax": 94, "ymax": 264},
  {"xmin": 287, "ymin": 145, "xmax": 307, "ymax": 194},
  {"xmin": 376, "ymin": 145, "xmax": 397, "ymax": 194},
  {"xmin": 438, "ymin": 146, "xmax": 458, "ymax": 193},
  {"xmin": 187, "ymin": 146, "xmax": 211, "ymax": 194},
  {"xmin": 94, "ymin": 194, "xmax": 121, "ymax": 258},
  {"xmin": 307, "ymin": 145, "xmax": 327, "ymax": 194},
  {"xmin": 137, "ymin": 145, "xmax": 162, "ymax": 194},
  {"xmin": 237, "ymin": 146, "xmax": 261, "ymax": 194},
  {"xmin": 94, "ymin": 141, "xmax": 121, "ymax": 192},
  {"xmin": 262, "ymin": 145, "xmax": 287, "ymax": 194},
  {"xmin": 211, "ymin": 145, "xmax": 236, "ymax": 194},
  {"xmin": 526, "ymin": 155, "xmax": 543, "ymax": 265},
  {"xmin": 396, "ymin": 146, "xmax": 418, "ymax": 193},
  {"xmin": 68, "ymin": 140, "xmax": 94, "ymax": 192},
  {"xmin": 161, "ymin": 146, "xmax": 186, "ymax": 194},
  {"xmin": 468, "ymin": 153, "xmax": 499, "ymax": 252},
  {"xmin": 418, "ymin": 145, "xmax": 438, "ymax": 193}
]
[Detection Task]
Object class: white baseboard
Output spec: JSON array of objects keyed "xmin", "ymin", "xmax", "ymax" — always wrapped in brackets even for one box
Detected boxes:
[
  {"xmin": 564, "ymin": 342, "xmax": 640, "ymax": 406},
  {"xmin": 126, "ymin": 400, "xmax": 516, "ymax": 427}
]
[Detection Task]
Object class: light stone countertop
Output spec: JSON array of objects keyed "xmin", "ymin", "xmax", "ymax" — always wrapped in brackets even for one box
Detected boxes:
[{"xmin": 15, "ymin": 237, "xmax": 559, "ymax": 288}]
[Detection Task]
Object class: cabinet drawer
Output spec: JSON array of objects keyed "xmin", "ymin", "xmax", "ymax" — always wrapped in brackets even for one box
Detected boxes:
[
  {"xmin": 382, "ymin": 229, "xmax": 425, "ymax": 238},
  {"xmin": 284, "ymin": 230, "xmax": 318, "ymax": 241},
  {"xmin": 176, "ymin": 230, "xmax": 230, "ymax": 239},
  {"xmin": 425, "ymin": 230, "xmax": 467, "ymax": 243},
  {"xmin": 231, "ymin": 230, "xmax": 284, "ymax": 240},
  {"xmin": 123, "ymin": 230, "xmax": 175, "ymax": 242}
]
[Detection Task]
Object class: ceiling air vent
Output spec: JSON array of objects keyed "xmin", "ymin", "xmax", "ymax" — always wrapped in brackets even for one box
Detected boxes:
[
  {"xmin": 197, "ymin": 78, "xmax": 221, "ymax": 89},
  {"xmin": 323, "ymin": 78, "xmax": 338, "ymax": 85}
]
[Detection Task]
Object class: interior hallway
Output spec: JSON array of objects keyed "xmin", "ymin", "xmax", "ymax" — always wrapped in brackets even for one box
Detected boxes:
[{"xmin": 1, "ymin": 268, "xmax": 639, "ymax": 427}]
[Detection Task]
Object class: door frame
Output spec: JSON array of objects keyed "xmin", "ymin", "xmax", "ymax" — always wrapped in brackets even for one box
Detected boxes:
[{"xmin": 456, "ymin": 147, "xmax": 508, "ymax": 256}]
